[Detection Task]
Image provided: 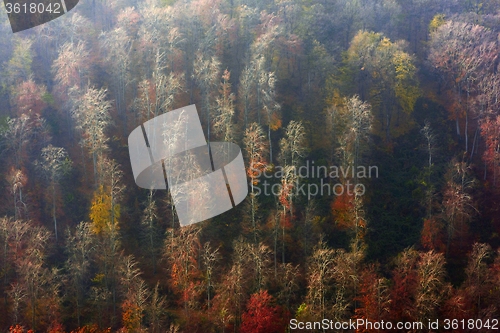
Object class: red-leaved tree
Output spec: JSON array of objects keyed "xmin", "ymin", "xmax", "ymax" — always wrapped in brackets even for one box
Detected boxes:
[{"xmin": 240, "ymin": 290, "xmax": 285, "ymax": 333}]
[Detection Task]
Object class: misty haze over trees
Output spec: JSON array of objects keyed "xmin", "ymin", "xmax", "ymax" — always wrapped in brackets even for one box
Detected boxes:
[{"xmin": 0, "ymin": 0, "xmax": 500, "ymax": 331}]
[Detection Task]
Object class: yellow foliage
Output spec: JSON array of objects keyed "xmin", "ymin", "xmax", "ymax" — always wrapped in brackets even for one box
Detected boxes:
[
  {"xmin": 270, "ymin": 112, "xmax": 282, "ymax": 131},
  {"xmin": 89, "ymin": 185, "xmax": 120, "ymax": 235},
  {"xmin": 378, "ymin": 37, "xmax": 392, "ymax": 48},
  {"xmin": 346, "ymin": 31, "xmax": 383, "ymax": 64},
  {"xmin": 325, "ymin": 85, "xmax": 344, "ymax": 109},
  {"xmin": 393, "ymin": 51, "xmax": 420, "ymax": 114},
  {"xmin": 91, "ymin": 273, "xmax": 105, "ymax": 285},
  {"xmin": 429, "ymin": 14, "xmax": 446, "ymax": 33}
]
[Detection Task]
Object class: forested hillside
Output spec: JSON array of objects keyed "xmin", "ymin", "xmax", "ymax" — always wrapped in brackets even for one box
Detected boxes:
[{"xmin": 0, "ymin": 0, "xmax": 500, "ymax": 331}]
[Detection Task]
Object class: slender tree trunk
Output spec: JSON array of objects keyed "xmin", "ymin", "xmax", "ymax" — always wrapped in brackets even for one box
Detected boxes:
[
  {"xmin": 150, "ymin": 227, "xmax": 156, "ymax": 274},
  {"xmin": 257, "ymin": 86, "xmax": 261, "ymax": 124},
  {"xmin": 31, "ymin": 280, "xmax": 36, "ymax": 330},
  {"xmin": 52, "ymin": 183, "xmax": 57, "ymax": 242},
  {"xmin": 251, "ymin": 188, "xmax": 256, "ymax": 245},
  {"xmin": 274, "ymin": 216, "xmax": 278, "ymax": 277},
  {"xmin": 244, "ymin": 96, "xmax": 249, "ymax": 130},
  {"xmin": 3, "ymin": 231, "xmax": 8, "ymax": 309},
  {"xmin": 282, "ymin": 207, "xmax": 286, "ymax": 264},
  {"xmin": 76, "ymin": 285, "xmax": 81, "ymax": 327},
  {"xmin": 465, "ymin": 108, "xmax": 469, "ymax": 152},
  {"xmin": 93, "ymin": 151, "xmax": 97, "ymax": 186},
  {"xmin": 471, "ymin": 126, "xmax": 478, "ymax": 159},
  {"xmin": 268, "ymin": 120, "xmax": 273, "ymax": 163},
  {"xmin": 14, "ymin": 189, "xmax": 17, "ymax": 220},
  {"xmin": 206, "ymin": 94, "xmax": 211, "ymax": 143}
]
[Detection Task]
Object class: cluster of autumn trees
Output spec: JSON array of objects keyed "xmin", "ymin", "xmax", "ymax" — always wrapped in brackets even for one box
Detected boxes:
[{"xmin": 0, "ymin": 0, "xmax": 500, "ymax": 331}]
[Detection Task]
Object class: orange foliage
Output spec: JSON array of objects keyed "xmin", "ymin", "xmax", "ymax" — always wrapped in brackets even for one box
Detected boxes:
[
  {"xmin": 331, "ymin": 191, "xmax": 355, "ymax": 229},
  {"xmin": 180, "ymin": 281, "xmax": 201, "ymax": 308},
  {"xmin": 354, "ymin": 266, "xmax": 390, "ymax": 332},
  {"xmin": 269, "ymin": 112, "xmax": 282, "ymax": 131},
  {"xmin": 9, "ymin": 326, "xmax": 34, "ymax": 333},
  {"xmin": 389, "ymin": 250, "xmax": 419, "ymax": 322},
  {"xmin": 278, "ymin": 183, "xmax": 293, "ymax": 210},
  {"xmin": 121, "ymin": 300, "xmax": 141, "ymax": 331},
  {"xmin": 47, "ymin": 322, "xmax": 66, "ymax": 333},
  {"xmin": 69, "ymin": 325, "xmax": 111, "ymax": 333},
  {"xmin": 420, "ymin": 217, "xmax": 445, "ymax": 252}
]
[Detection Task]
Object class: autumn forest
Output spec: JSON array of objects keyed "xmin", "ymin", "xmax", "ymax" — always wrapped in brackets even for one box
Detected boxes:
[{"xmin": 1, "ymin": 0, "xmax": 500, "ymax": 331}]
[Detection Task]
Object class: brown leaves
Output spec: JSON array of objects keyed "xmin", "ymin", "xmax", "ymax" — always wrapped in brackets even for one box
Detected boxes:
[
  {"xmin": 420, "ymin": 217, "xmax": 445, "ymax": 252},
  {"xmin": 13, "ymin": 80, "xmax": 48, "ymax": 116},
  {"xmin": 52, "ymin": 42, "xmax": 90, "ymax": 94}
]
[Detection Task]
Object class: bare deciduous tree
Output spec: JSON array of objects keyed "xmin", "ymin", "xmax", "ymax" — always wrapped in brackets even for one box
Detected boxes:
[
  {"xmin": 193, "ymin": 52, "xmax": 221, "ymax": 143},
  {"xmin": 415, "ymin": 250, "xmax": 447, "ymax": 322},
  {"xmin": 429, "ymin": 20, "xmax": 497, "ymax": 152},
  {"xmin": 442, "ymin": 159, "xmax": 477, "ymax": 257},
  {"xmin": 8, "ymin": 168, "xmax": 28, "ymax": 220},
  {"xmin": 243, "ymin": 123, "xmax": 268, "ymax": 244},
  {"xmin": 306, "ymin": 239, "xmax": 335, "ymax": 321},
  {"xmin": 141, "ymin": 189, "xmax": 160, "ymax": 274},
  {"xmin": 330, "ymin": 243, "xmax": 363, "ymax": 321},
  {"xmin": 99, "ymin": 27, "xmax": 134, "ymax": 129},
  {"xmin": 73, "ymin": 87, "xmax": 112, "ymax": 186},
  {"xmin": 65, "ymin": 222, "xmax": 95, "ymax": 327},
  {"xmin": 36, "ymin": 145, "xmax": 71, "ymax": 241},
  {"xmin": 279, "ymin": 120, "xmax": 306, "ymax": 168},
  {"xmin": 119, "ymin": 255, "xmax": 149, "ymax": 331},
  {"xmin": 14, "ymin": 223, "xmax": 54, "ymax": 330},
  {"xmin": 336, "ymin": 95, "xmax": 372, "ymax": 178},
  {"xmin": 248, "ymin": 242, "xmax": 271, "ymax": 291},
  {"xmin": 147, "ymin": 51, "xmax": 184, "ymax": 118},
  {"xmin": 164, "ymin": 226, "xmax": 201, "ymax": 321},
  {"xmin": 278, "ymin": 165, "xmax": 297, "ymax": 264},
  {"xmin": 147, "ymin": 282, "xmax": 166, "ymax": 333},
  {"xmin": 238, "ymin": 66, "xmax": 254, "ymax": 130},
  {"xmin": 275, "ymin": 263, "xmax": 299, "ymax": 310},
  {"xmin": 52, "ymin": 41, "xmax": 90, "ymax": 95},
  {"xmin": 213, "ymin": 70, "xmax": 235, "ymax": 142},
  {"xmin": 202, "ymin": 242, "xmax": 220, "ymax": 309},
  {"xmin": 464, "ymin": 243, "xmax": 492, "ymax": 315},
  {"xmin": 421, "ymin": 121, "xmax": 437, "ymax": 219},
  {"xmin": 1, "ymin": 113, "xmax": 50, "ymax": 169},
  {"xmin": 259, "ymin": 63, "xmax": 280, "ymax": 162}
]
